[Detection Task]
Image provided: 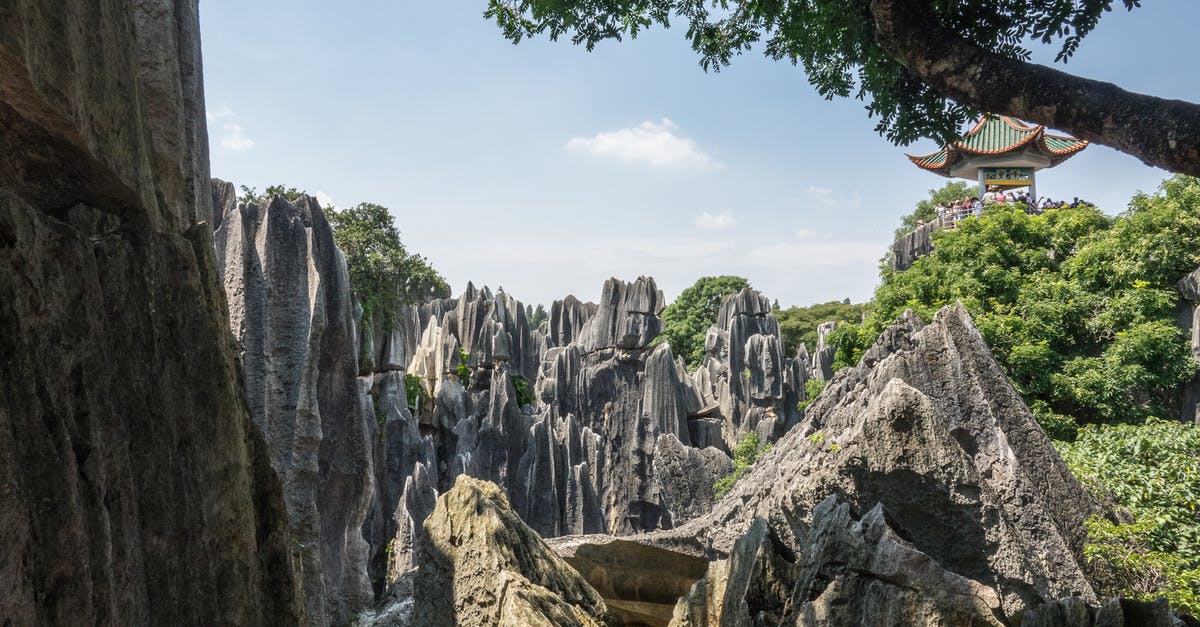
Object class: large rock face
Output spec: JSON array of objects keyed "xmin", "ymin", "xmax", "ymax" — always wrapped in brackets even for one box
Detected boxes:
[
  {"xmin": 673, "ymin": 305, "xmax": 1109, "ymax": 618},
  {"xmin": 695, "ymin": 288, "xmax": 807, "ymax": 450},
  {"xmin": 0, "ymin": 2, "xmax": 298, "ymax": 624},
  {"xmin": 214, "ymin": 191, "xmax": 375, "ymax": 625},
  {"xmin": 890, "ymin": 216, "xmax": 946, "ymax": 271},
  {"xmin": 0, "ymin": 0, "xmax": 211, "ymax": 226},
  {"xmin": 559, "ymin": 304, "xmax": 1127, "ymax": 625}
]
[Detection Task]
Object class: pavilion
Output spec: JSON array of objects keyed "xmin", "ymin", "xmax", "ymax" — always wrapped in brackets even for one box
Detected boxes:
[{"xmin": 907, "ymin": 114, "xmax": 1089, "ymax": 199}]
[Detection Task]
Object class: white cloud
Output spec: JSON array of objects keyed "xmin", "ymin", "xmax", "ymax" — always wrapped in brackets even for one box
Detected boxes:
[
  {"xmin": 207, "ymin": 106, "xmax": 256, "ymax": 152},
  {"xmin": 806, "ymin": 185, "xmax": 863, "ymax": 210},
  {"xmin": 738, "ymin": 227, "xmax": 885, "ymax": 268},
  {"xmin": 314, "ymin": 190, "xmax": 337, "ymax": 209},
  {"xmin": 566, "ymin": 118, "xmax": 718, "ymax": 170},
  {"xmin": 220, "ymin": 124, "xmax": 255, "ymax": 151},
  {"xmin": 694, "ymin": 210, "xmax": 737, "ymax": 230},
  {"xmin": 746, "ymin": 239, "xmax": 883, "ymax": 268}
]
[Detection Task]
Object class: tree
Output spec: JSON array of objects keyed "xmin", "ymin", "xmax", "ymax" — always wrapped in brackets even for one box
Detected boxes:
[
  {"xmin": 238, "ymin": 183, "xmax": 305, "ymax": 205},
  {"xmin": 326, "ymin": 202, "xmax": 451, "ymax": 323},
  {"xmin": 775, "ymin": 300, "xmax": 865, "ymax": 357},
  {"xmin": 661, "ymin": 275, "xmax": 751, "ymax": 367},
  {"xmin": 486, "ymin": 0, "xmax": 1200, "ymax": 176},
  {"xmin": 526, "ymin": 303, "xmax": 548, "ymax": 330},
  {"xmin": 827, "ymin": 175, "xmax": 1200, "ymax": 439},
  {"xmin": 1056, "ymin": 419, "xmax": 1200, "ymax": 614}
]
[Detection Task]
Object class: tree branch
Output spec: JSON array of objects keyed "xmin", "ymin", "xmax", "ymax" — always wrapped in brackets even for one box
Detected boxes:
[{"xmin": 870, "ymin": 0, "xmax": 1200, "ymax": 177}]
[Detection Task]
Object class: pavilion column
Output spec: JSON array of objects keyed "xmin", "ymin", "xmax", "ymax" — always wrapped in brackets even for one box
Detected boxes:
[
  {"xmin": 1030, "ymin": 172, "xmax": 1037, "ymax": 202},
  {"xmin": 977, "ymin": 169, "xmax": 986, "ymax": 198}
]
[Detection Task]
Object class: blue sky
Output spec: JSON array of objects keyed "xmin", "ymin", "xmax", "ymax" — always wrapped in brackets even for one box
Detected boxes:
[{"xmin": 200, "ymin": 1, "xmax": 1200, "ymax": 309}]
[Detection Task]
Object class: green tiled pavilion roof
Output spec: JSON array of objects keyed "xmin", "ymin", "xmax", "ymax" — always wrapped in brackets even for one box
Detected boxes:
[{"xmin": 907, "ymin": 115, "xmax": 1088, "ymax": 177}]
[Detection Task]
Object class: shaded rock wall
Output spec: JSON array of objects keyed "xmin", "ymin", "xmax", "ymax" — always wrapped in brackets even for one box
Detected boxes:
[{"xmin": 0, "ymin": 1, "xmax": 298, "ymax": 624}]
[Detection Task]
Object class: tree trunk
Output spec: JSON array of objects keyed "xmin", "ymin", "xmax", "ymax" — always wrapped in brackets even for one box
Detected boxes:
[{"xmin": 870, "ymin": 0, "xmax": 1200, "ymax": 177}]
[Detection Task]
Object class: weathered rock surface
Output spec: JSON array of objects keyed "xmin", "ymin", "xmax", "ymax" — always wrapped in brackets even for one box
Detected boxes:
[
  {"xmin": 214, "ymin": 191, "xmax": 376, "ymax": 625},
  {"xmin": 891, "ymin": 216, "xmax": 948, "ymax": 271},
  {"xmin": 556, "ymin": 304, "xmax": 1136, "ymax": 625},
  {"xmin": 0, "ymin": 0, "xmax": 211, "ymax": 226},
  {"xmin": 676, "ymin": 305, "xmax": 1108, "ymax": 618},
  {"xmin": 694, "ymin": 288, "xmax": 808, "ymax": 450},
  {"xmin": 390, "ymin": 476, "xmax": 610, "ymax": 627},
  {"xmin": 0, "ymin": 2, "xmax": 298, "ymax": 624}
]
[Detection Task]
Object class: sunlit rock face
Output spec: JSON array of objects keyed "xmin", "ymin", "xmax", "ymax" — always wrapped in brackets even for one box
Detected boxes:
[
  {"xmin": 214, "ymin": 191, "xmax": 375, "ymax": 626},
  {"xmin": 565, "ymin": 303, "xmax": 1120, "ymax": 625},
  {"xmin": 0, "ymin": 2, "xmax": 298, "ymax": 624}
]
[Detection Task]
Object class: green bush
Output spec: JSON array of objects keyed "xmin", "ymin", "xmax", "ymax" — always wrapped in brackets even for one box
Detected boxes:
[
  {"xmin": 1057, "ymin": 420, "xmax": 1200, "ymax": 614},
  {"xmin": 511, "ymin": 374, "xmax": 534, "ymax": 408},
  {"xmin": 797, "ymin": 378, "xmax": 828, "ymax": 412},
  {"xmin": 456, "ymin": 348, "xmax": 471, "ymax": 388},
  {"xmin": 713, "ymin": 433, "xmax": 773, "ymax": 498},
  {"xmin": 404, "ymin": 374, "xmax": 428, "ymax": 414}
]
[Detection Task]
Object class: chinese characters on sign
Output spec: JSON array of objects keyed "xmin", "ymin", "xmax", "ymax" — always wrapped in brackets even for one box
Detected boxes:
[{"xmin": 982, "ymin": 167, "xmax": 1033, "ymax": 185}]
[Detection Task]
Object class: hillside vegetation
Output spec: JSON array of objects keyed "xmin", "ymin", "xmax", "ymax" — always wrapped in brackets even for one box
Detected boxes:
[
  {"xmin": 821, "ymin": 175, "xmax": 1200, "ymax": 612},
  {"xmin": 831, "ymin": 175, "xmax": 1200, "ymax": 439}
]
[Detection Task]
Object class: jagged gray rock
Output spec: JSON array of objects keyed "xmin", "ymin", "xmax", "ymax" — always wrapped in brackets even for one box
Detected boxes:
[
  {"xmin": 680, "ymin": 305, "xmax": 1109, "ymax": 618},
  {"xmin": 811, "ymin": 320, "xmax": 838, "ymax": 381},
  {"xmin": 693, "ymin": 288, "xmax": 806, "ymax": 450},
  {"xmin": 0, "ymin": 3, "xmax": 297, "ymax": 624},
  {"xmin": 214, "ymin": 191, "xmax": 374, "ymax": 626},
  {"xmin": 891, "ymin": 217, "xmax": 946, "ymax": 271},
  {"xmin": 363, "ymin": 371, "xmax": 430, "ymax": 598},
  {"xmin": 562, "ymin": 304, "xmax": 1126, "ymax": 625},
  {"xmin": 581, "ymin": 276, "xmax": 665, "ymax": 351}
]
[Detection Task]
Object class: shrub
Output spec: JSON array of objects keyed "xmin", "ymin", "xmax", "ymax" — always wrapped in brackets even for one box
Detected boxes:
[
  {"xmin": 511, "ymin": 374, "xmax": 534, "ymax": 408},
  {"xmin": 1057, "ymin": 419, "xmax": 1200, "ymax": 614},
  {"xmin": 404, "ymin": 374, "xmax": 428, "ymax": 413},
  {"xmin": 713, "ymin": 433, "xmax": 773, "ymax": 498}
]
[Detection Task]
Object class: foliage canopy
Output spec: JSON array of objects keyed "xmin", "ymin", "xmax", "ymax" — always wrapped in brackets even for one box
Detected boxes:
[
  {"xmin": 1057, "ymin": 419, "xmax": 1200, "ymax": 614},
  {"xmin": 326, "ymin": 202, "xmax": 450, "ymax": 324},
  {"xmin": 487, "ymin": 0, "xmax": 1140, "ymax": 147},
  {"xmin": 775, "ymin": 300, "xmax": 865, "ymax": 358},
  {"xmin": 828, "ymin": 175, "xmax": 1200, "ymax": 440},
  {"xmin": 660, "ymin": 276, "xmax": 751, "ymax": 367}
]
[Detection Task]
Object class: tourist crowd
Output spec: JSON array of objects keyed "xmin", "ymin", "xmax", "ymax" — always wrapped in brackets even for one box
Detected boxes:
[{"xmin": 916, "ymin": 191, "xmax": 1092, "ymax": 228}]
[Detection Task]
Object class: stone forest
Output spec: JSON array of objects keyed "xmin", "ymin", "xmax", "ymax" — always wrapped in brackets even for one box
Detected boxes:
[{"xmin": 2, "ymin": 2, "xmax": 1200, "ymax": 627}]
